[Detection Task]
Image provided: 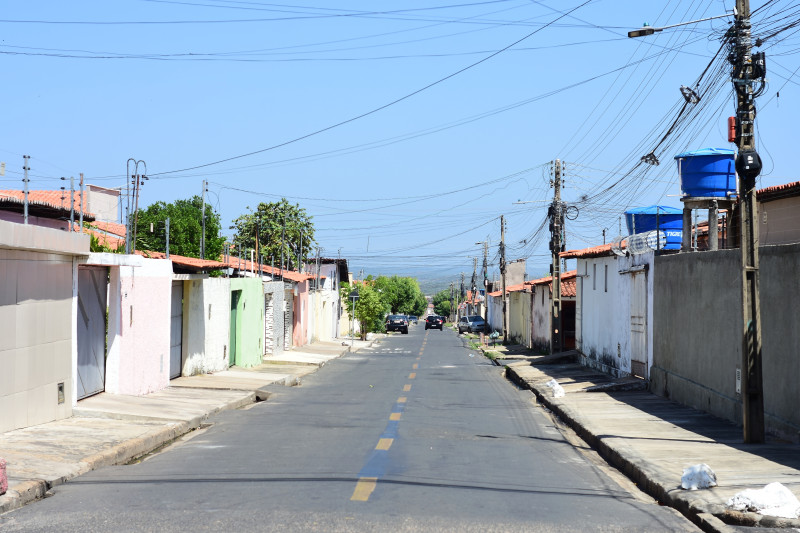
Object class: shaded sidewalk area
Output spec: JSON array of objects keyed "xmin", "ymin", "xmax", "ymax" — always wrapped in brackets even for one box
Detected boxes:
[
  {"xmin": 0, "ymin": 338, "xmax": 377, "ymax": 514},
  {"xmin": 501, "ymin": 350, "xmax": 800, "ymax": 533}
]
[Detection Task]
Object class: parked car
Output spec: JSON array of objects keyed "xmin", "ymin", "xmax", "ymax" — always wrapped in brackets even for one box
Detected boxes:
[
  {"xmin": 425, "ymin": 315, "xmax": 443, "ymax": 330},
  {"xmin": 385, "ymin": 314, "xmax": 409, "ymax": 334},
  {"xmin": 458, "ymin": 315, "xmax": 488, "ymax": 334},
  {"xmin": 408, "ymin": 315, "xmax": 418, "ymax": 325}
]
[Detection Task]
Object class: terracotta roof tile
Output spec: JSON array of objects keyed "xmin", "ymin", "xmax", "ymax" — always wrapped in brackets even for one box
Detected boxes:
[
  {"xmin": 136, "ymin": 250, "xmax": 226, "ymax": 270},
  {"xmin": 91, "ymin": 220, "xmax": 127, "ymax": 237},
  {"xmin": 487, "ymin": 271, "xmax": 576, "ymax": 297},
  {"xmin": 757, "ymin": 180, "xmax": 800, "ymax": 201},
  {"xmin": 0, "ymin": 190, "xmax": 96, "ymax": 218},
  {"xmin": 84, "ymin": 228, "xmax": 124, "ymax": 249},
  {"xmin": 224, "ymin": 255, "xmax": 320, "ymax": 282},
  {"xmin": 560, "ymin": 243, "xmax": 616, "ymax": 259}
]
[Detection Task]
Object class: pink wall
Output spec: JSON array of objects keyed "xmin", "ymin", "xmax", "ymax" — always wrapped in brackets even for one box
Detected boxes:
[
  {"xmin": 106, "ymin": 259, "xmax": 172, "ymax": 395},
  {"xmin": 292, "ymin": 280, "xmax": 309, "ymax": 348},
  {"xmin": 0, "ymin": 211, "xmax": 69, "ymax": 231}
]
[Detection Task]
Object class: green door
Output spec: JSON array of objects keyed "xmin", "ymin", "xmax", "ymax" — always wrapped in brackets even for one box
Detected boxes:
[{"xmin": 230, "ymin": 290, "xmax": 241, "ymax": 366}]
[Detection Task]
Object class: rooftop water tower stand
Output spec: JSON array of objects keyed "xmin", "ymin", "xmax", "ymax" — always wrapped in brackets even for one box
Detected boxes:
[{"xmin": 674, "ymin": 148, "xmax": 737, "ymax": 251}]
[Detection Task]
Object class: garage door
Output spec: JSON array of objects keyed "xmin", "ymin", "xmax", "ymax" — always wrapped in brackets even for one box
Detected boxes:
[
  {"xmin": 170, "ymin": 281, "xmax": 184, "ymax": 379},
  {"xmin": 77, "ymin": 266, "xmax": 108, "ymax": 399}
]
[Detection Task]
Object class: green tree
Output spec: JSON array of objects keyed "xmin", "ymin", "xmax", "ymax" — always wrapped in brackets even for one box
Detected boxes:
[
  {"xmin": 433, "ymin": 288, "xmax": 454, "ymax": 317},
  {"xmin": 134, "ymin": 196, "xmax": 225, "ymax": 259},
  {"xmin": 373, "ymin": 275, "xmax": 427, "ymax": 315},
  {"xmin": 340, "ymin": 282, "xmax": 388, "ymax": 339},
  {"xmin": 230, "ymin": 199, "xmax": 315, "ymax": 271}
]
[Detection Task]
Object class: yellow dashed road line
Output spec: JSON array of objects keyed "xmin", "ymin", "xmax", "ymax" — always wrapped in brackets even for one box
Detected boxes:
[
  {"xmin": 351, "ymin": 478, "xmax": 378, "ymax": 501},
  {"xmin": 398, "ymin": 396, "xmax": 407, "ymax": 403},
  {"xmin": 389, "ymin": 413, "xmax": 401, "ymax": 421},
  {"xmin": 409, "ymin": 372, "xmax": 416, "ymax": 379},
  {"xmin": 376, "ymin": 438, "xmax": 393, "ymax": 450},
  {"xmin": 412, "ymin": 363, "xmax": 418, "ymax": 369},
  {"xmin": 403, "ymin": 384, "xmax": 412, "ymax": 392}
]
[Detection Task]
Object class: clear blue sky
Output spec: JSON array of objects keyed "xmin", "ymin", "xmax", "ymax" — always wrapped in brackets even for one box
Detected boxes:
[{"xmin": 1, "ymin": 1, "xmax": 797, "ymax": 286}]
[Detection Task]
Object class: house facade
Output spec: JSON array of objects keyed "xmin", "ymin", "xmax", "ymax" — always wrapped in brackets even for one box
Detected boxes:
[
  {"xmin": 562, "ymin": 245, "xmax": 655, "ymax": 379},
  {"xmin": 0, "ymin": 220, "xmax": 89, "ymax": 433}
]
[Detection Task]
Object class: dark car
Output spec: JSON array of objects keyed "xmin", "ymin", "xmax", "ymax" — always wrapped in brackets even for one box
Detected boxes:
[
  {"xmin": 408, "ymin": 315, "xmax": 418, "ymax": 325},
  {"xmin": 425, "ymin": 315, "xmax": 443, "ymax": 330},
  {"xmin": 385, "ymin": 314, "xmax": 409, "ymax": 334}
]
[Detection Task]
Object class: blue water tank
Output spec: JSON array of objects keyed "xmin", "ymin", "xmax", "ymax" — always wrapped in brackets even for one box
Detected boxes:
[
  {"xmin": 625, "ymin": 205, "xmax": 683, "ymax": 250},
  {"xmin": 674, "ymin": 148, "xmax": 736, "ymax": 198}
]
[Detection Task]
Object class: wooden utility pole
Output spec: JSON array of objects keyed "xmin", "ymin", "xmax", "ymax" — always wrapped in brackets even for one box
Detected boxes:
[
  {"xmin": 201, "ymin": 180, "xmax": 207, "ymax": 259},
  {"xmin": 22, "ymin": 155, "xmax": 30, "ymax": 225},
  {"xmin": 733, "ymin": 0, "xmax": 764, "ymax": 443},
  {"xmin": 549, "ymin": 160, "xmax": 564, "ymax": 354},
  {"xmin": 500, "ymin": 215, "xmax": 508, "ymax": 343},
  {"xmin": 482, "ymin": 241, "xmax": 489, "ymax": 318}
]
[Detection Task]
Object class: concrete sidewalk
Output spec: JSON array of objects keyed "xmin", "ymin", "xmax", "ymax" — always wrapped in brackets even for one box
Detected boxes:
[
  {"xmin": 503, "ymin": 354, "xmax": 800, "ymax": 532},
  {"xmin": 0, "ymin": 338, "xmax": 375, "ymax": 514}
]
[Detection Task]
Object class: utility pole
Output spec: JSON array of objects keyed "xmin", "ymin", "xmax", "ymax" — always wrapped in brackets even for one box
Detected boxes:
[
  {"xmin": 450, "ymin": 283, "xmax": 454, "ymax": 321},
  {"xmin": 732, "ymin": 0, "xmax": 765, "ymax": 443},
  {"xmin": 482, "ymin": 241, "xmax": 488, "ymax": 287},
  {"xmin": 22, "ymin": 155, "xmax": 30, "ymax": 225},
  {"xmin": 69, "ymin": 176, "xmax": 75, "ymax": 231},
  {"xmin": 201, "ymin": 180, "xmax": 207, "ymax": 259},
  {"xmin": 549, "ymin": 159, "xmax": 564, "ymax": 354},
  {"xmin": 280, "ymin": 214, "xmax": 286, "ymax": 277},
  {"xmin": 460, "ymin": 272, "xmax": 465, "ymax": 321},
  {"xmin": 470, "ymin": 257, "xmax": 477, "ymax": 315},
  {"xmin": 79, "ymin": 174, "xmax": 85, "ymax": 230},
  {"xmin": 500, "ymin": 215, "xmax": 508, "ymax": 343},
  {"xmin": 165, "ymin": 217, "xmax": 170, "ymax": 259}
]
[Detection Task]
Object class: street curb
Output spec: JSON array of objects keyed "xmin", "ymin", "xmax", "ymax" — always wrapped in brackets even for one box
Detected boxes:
[
  {"xmin": 504, "ymin": 366, "xmax": 736, "ymax": 533},
  {"xmin": 0, "ymin": 391, "xmax": 256, "ymax": 515}
]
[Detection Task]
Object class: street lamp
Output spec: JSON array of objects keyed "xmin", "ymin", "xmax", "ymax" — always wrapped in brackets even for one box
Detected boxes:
[{"xmin": 627, "ymin": 13, "xmax": 731, "ymax": 39}]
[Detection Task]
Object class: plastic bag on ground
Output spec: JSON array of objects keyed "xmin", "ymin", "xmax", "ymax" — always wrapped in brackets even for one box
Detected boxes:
[
  {"xmin": 727, "ymin": 482, "xmax": 800, "ymax": 519},
  {"xmin": 681, "ymin": 463, "xmax": 717, "ymax": 490},
  {"xmin": 544, "ymin": 379, "xmax": 565, "ymax": 398}
]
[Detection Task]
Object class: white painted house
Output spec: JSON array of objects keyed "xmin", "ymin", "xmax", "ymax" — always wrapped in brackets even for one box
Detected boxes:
[{"xmin": 561, "ymin": 244, "xmax": 655, "ymax": 380}]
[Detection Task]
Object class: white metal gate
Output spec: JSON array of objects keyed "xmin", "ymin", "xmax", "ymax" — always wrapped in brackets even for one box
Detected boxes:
[
  {"xmin": 169, "ymin": 281, "xmax": 183, "ymax": 379},
  {"xmin": 77, "ymin": 266, "xmax": 108, "ymax": 399},
  {"xmin": 630, "ymin": 271, "xmax": 648, "ymax": 379},
  {"xmin": 284, "ymin": 290, "xmax": 294, "ymax": 350},
  {"xmin": 264, "ymin": 293, "xmax": 274, "ymax": 354}
]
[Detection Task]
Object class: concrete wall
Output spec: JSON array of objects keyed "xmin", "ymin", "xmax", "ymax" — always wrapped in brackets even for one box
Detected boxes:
[
  {"xmin": 229, "ymin": 277, "xmax": 264, "ymax": 367},
  {"xmin": 0, "ymin": 212, "xmax": 69, "ymax": 232},
  {"xmin": 85, "ymin": 185, "xmax": 120, "ymax": 223},
  {"xmin": 651, "ymin": 244, "xmax": 800, "ymax": 441},
  {"xmin": 263, "ymin": 281, "xmax": 286, "ymax": 355},
  {"xmin": 106, "ymin": 259, "xmax": 173, "ymax": 396},
  {"xmin": 183, "ymin": 277, "xmax": 230, "ymax": 375},
  {"xmin": 577, "ymin": 252, "xmax": 654, "ymax": 378},
  {"xmin": 759, "ymin": 196, "xmax": 800, "ymax": 246},
  {"xmin": 506, "ymin": 259, "xmax": 526, "ymax": 286},
  {"xmin": 486, "ymin": 294, "xmax": 503, "ymax": 333},
  {"xmin": 531, "ymin": 285, "xmax": 550, "ymax": 353},
  {"xmin": 293, "ymin": 280, "xmax": 309, "ymax": 348},
  {"xmin": 508, "ymin": 291, "xmax": 531, "ymax": 347},
  {"xmin": 0, "ymin": 221, "xmax": 89, "ymax": 432}
]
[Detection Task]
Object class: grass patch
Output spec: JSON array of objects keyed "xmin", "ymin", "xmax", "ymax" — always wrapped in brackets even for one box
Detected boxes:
[
  {"xmin": 484, "ymin": 351, "xmax": 500, "ymax": 360},
  {"xmin": 468, "ymin": 341, "xmax": 481, "ymax": 350}
]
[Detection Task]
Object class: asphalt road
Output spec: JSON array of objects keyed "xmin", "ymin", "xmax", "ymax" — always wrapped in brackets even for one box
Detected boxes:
[{"xmin": 1, "ymin": 325, "xmax": 699, "ymax": 532}]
